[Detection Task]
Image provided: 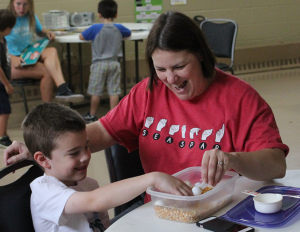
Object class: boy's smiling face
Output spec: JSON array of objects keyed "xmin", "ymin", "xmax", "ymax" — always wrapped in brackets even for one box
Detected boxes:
[{"xmin": 45, "ymin": 130, "xmax": 91, "ymax": 186}]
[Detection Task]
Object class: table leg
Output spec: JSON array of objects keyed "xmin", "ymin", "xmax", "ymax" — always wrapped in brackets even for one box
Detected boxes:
[
  {"xmin": 78, "ymin": 43, "xmax": 83, "ymax": 94},
  {"xmin": 135, "ymin": 40, "xmax": 143, "ymax": 84},
  {"xmin": 66, "ymin": 43, "xmax": 74, "ymax": 108},
  {"xmin": 122, "ymin": 41, "xmax": 126, "ymax": 97},
  {"xmin": 67, "ymin": 43, "xmax": 72, "ymax": 87}
]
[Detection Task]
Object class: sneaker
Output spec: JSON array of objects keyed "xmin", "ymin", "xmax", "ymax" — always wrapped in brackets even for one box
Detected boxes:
[
  {"xmin": 0, "ymin": 135, "xmax": 12, "ymax": 148},
  {"xmin": 83, "ymin": 112, "xmax": 98, "ymax": 124},
  {"xmin": 55, "ymin": 83, "xmax": 84, "ymax": 103}
]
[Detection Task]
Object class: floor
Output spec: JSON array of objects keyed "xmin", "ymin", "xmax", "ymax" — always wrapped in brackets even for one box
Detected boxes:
[{"xmin": 1, "ymin": 67, "xmax": 300, "ymax": 219}]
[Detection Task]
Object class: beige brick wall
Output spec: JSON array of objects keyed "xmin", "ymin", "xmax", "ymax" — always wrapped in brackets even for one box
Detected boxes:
[
  {"xmin": 2, "ymin": 0, "xmax": 300, "ymax": 101},
  {"xmin": 1, "ymin": 0, "xmax": 299, "ymax": 50}
]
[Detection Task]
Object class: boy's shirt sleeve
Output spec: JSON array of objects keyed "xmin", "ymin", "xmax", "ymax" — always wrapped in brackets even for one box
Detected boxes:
[
  {"xmin": 81, "ymin": 24, "xmax": 104, "ymax": 41},
  {"xmin": 30, "ymin": 175, "xmax": 76, "ymax": 226},
  {"xmin": 115, "ymin": 24, "xmax": 131, "ymax": 38},
  {"xmin": 35, "ymin": 15, "xmax": 43, "ymax": 33}
]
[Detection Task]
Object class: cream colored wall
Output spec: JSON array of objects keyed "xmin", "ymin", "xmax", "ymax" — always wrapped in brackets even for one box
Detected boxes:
[
  {"xmin": 1, "ymin": 0, "xmax": 299, "ymax": 80},
  {"xmin": 1, "ymin": 0, "xmax": 299, "ymax": 49}
]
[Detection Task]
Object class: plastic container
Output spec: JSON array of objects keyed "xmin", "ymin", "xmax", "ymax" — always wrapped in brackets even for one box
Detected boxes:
[{"xmin": 146, "ymin": 167, "xmax": 239, "ymax": 223}]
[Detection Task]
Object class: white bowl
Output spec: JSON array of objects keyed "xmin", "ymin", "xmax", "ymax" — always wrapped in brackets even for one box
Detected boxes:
[{"xmin": 253, "ymin": 193, "xmax": 283, "ymax": 214}]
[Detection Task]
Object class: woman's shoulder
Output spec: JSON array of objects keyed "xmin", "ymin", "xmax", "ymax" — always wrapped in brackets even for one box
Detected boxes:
[{"xmin": 215, "ymin": 69, "xmax": 255, "ymax": 91}]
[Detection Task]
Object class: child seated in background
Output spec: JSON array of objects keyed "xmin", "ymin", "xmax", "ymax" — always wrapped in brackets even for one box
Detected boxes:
[
  {"xmin": 79, "ymin": 0, "xmax": 131, "ymax": 123},
  {"xmin": 0, "ymin": 10, "xmax": 16, "ymax": 148},
  {"xmin": 24, "ymin": 102, "xmax": 192, "ymax": 231}
]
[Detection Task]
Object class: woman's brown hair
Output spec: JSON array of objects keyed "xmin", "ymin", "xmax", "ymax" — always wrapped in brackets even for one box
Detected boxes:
[{"xmin": 146, "ymin": 11, "xmax": 216, "ymax": 91}]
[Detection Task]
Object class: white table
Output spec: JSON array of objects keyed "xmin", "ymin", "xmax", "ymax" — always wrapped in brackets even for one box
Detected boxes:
[
  {"xmin": 106, "ymin": 170, "xmax": 300, "ymax": 232},
  {"xmin": 54, "ymin": 23, "xmax": 152, "ymax": 97}
]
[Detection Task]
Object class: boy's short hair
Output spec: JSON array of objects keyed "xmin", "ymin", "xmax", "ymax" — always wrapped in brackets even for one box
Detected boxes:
[
  {"xmin": 22, "ymin": 103, "xmax": 86, "ymax": 159},
  {"xmin": 98, "ymin": 0, "xmax": 118, "ymax": 18},
  {"xmin": 0, "ymin": 9, "xmax": 16, "ymax": 31}
]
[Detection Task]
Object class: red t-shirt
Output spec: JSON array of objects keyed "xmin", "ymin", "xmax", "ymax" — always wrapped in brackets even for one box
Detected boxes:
[{"xmin": 100, "ymin": 69, "xmax": 289, "ymax": 201}]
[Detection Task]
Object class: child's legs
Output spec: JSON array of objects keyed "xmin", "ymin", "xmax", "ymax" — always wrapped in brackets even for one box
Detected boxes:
[
  {"xmin": 87, "ymin": 62, "xmax": 107, "ymax": 115},
  {"xmin": 109, "ymin": 95, "xmax": 119, "ymax": 109},
  {"xmin": 0, "ymin": 85, "xmax": 11, "ymax": 136},
  {"xmin": 11, "ymin": 61, "xmax": 55, "ymax": 102},
  {"xmin": 90, "ymin": 95, "xmax": 101, "ymax": 116},
  {"xmin": 39, "ymin": 47, "xmax": 65, "ymax": 87},
  {"xmin": 0, "ymin": 114, "xmax": 9, "ymax": 137},
  {"xmin": 106, "ymin": 61, "xmax": 121, "ymax": 110}
]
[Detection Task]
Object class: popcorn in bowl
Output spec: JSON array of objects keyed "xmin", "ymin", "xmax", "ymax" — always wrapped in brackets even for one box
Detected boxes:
[{"xmin": 147, "ymin": 167, "xmax": 239, "ymax": 223}]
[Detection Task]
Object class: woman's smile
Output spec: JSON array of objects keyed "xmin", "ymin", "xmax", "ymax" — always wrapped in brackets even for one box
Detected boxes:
[{"xmin": 152, "ymin": 49, "xmax": 212, "ymax": 101}]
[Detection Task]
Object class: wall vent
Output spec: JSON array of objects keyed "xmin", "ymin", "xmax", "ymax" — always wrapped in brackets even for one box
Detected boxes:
[
  {"xmin": 234, "ymin": 57, "xmax": 300, "ymax": 75},
  {"xmin": 237, "ymin": 66, "xmax": 300, "ymax": 83}
]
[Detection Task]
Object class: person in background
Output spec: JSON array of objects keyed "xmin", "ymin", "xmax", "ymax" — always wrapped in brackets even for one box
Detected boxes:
[
  {"xmin": 6, "ymin": 0, "xmax": 84, "ymax": 103},
  {"xmin": 23, "ymin": 102, "xmax": 192, "ymax": 231},
  {"xmin": 3, "ymin": 11, "xmax": 289, "ymax": 211},
  {"xmin": 79, "ymin": 0, "xmax": 131, "ymax": 123},
  {"xmin": 0, "ymin": 10, "xmax": 16, "ymax": 148}
]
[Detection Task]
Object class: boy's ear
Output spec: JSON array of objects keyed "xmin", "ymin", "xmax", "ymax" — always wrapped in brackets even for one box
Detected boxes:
[
  {"xmin": 114, "ymin": 13, "xmax": 118, "ymax": 19},
  {"xmin": 34, "ymin": 151, "xmax": 51, "ymax": 169},
  {"xmin": 98, "ymin": 13, "xmax": 102, "ymax": 19}
]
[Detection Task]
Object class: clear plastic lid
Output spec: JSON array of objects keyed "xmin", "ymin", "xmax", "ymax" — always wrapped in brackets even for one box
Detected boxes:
[{"xmin": 221, "ymin": 185, "xmax": 300, "ymax": 228}]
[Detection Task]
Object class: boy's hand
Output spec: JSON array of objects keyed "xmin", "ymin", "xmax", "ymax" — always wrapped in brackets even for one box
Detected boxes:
[
  {"xmin": 5, "ymin": 83, "xmax": 14, "ymax": 95},
  {"xmin": 11, "ymin": 55, "xmax": 24, "ymax": 69},
  {"xmin": 152, "ymin": 172, "xmax": 193, "ymax": 196}
]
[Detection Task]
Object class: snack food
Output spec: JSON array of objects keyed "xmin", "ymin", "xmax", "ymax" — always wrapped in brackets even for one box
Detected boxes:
[
  {"xmin": 153, "ymin": 196, "xmax": 232, "ymax": 223},
  {"xmin": 147, "ymin": 167, "xmax": 239, "ymax": 223}
]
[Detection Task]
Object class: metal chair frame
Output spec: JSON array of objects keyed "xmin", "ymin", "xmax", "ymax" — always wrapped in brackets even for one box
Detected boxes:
[
  {"xmin": 105, "ymin": 144, "xmax": 145, "ymax": 217},
  {"xmin": 200, "ymin": 18, "xmax": 238, "ymax": 74},
  {"xmin": 10, "ymin": 79, "xmax": 41, "ymax": 115}
]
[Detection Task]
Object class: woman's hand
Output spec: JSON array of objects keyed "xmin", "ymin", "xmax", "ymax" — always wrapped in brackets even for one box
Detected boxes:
[
  {"xmin": 3, "ymin": 141, "xmax": 33, "ymax": 166},
  {"xmin": 38, "ymin": 29, "xmax": 55, "ymax": 41},
  {"xmin": 152, "ymin": 172, "xmax": 193, "ymax": 196},
  {"xmin": 10, "ymin": 55, "xmax": 24, "ymax": 69},
  {"xmin": 46, "ymin": 31, "xmax": 55, "ymax": 41},
  {"xmin": 201, "ymin": 149, "xmax": 233, "ymax": 187}
]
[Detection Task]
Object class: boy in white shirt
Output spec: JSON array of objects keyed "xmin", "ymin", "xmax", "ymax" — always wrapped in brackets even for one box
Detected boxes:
[{"xmin": 23, "ymin": 102, "xmax": 192, "ymax": 232}]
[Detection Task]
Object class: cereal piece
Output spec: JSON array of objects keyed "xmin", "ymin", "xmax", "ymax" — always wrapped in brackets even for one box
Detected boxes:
[
  {"xmin": 202, "ymin": 186, "xmax": 213, "ymax": 194},
  {"xmin": 153, "ymin": 196, "xmax": 233, "ymax": 223},
  {"xmin": 154, "ymin": 205, "xmax": 201, "ymax": 223}
]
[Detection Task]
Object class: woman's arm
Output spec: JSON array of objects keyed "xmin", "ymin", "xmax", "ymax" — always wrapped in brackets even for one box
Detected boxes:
[
  {"xmin": 86, "ymin": 121, "xmax": 117, "ymax": 153},
  {"xmin": 3, "ymin": 120, "xmax": 115, "ymax": 165},
  {"xmin": 201, "ymin": 148, "xmax": 286, "ymax": 186},
  {"xmin": 37, "ymin": 28, "xmax": 55, "ymax": 41}
]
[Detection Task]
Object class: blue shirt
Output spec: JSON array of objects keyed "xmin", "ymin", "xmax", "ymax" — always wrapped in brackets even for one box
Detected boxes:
[
  {"xmin": 82, "ymin": 23, "xmax": 131, "ymax": 62},
  {"xmin": 5, "ymin": 14, "xmax": 43, "ymax": 56}
]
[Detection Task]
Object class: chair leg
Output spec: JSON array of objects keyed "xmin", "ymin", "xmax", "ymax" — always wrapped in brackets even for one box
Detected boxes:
[{"xmin": 19, "ymin": 85, "xmax": 29, "ymax": 115}]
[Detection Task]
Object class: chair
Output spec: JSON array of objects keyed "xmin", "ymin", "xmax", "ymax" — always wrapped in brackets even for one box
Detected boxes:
[
  {"xmin": 193, "ymin": 15, "xmax": 207, "ymax": 26},
  {"xmin": 10, "ymin": 79, "xmax": 41, "ymax": 115},
  {"xmin": 0, "ymin": 160, "xmax": 44, "ymax": 232},
  {"xmin": 105, "ymin": 143, "xmax": 145, "ymax": 216},
  {"xmin": 200, "ymin": 19, "xmax": 238, "ymax": 74}
]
